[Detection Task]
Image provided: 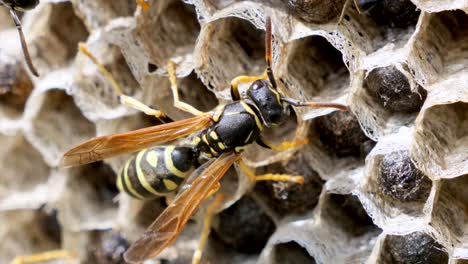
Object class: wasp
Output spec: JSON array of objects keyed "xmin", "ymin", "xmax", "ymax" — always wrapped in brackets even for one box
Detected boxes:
[
  {"xmin": 1, "ymin": 0, "xmax": 40, "ymax": 77},
  {"xmin": 58, "ymin": 16, "xmax": 347, "ymax": 264}
]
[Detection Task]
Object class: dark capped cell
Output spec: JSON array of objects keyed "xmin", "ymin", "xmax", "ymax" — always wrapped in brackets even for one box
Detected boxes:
[
  {"xmin": 0, "ymin": 54, "xmax": 33, "ymax": 116},
  {"xmin": 79, "ymin": 161, "xmax": 120, "ymax": 203},
  {"xmin": 36, "ymin": 207, "xmax": 62, "ymax": 245},
  {"xmin": 378, "ymin": 150, "xmax": 432, "ymax": 202},
  {"xmin": 212, "ymin": 196, "xmax": 275, "ymax": 254},
  {"xmin": 314, "ymin": 110, "xmax": 371, "ymax": 158},
  {"xmin": 273, "ymin": 242, "xmax": 316, "ymax": 264},
  {"xmin": 255, "ymin": 152, "xmax": 324, "ymax": 215},
  {"xmin": 364, "ymin": 65, "xmax": 427, "ymax": 113},
  {"xmin": 381, "ymin": 232, "xmax": 448, "ymax": 264},
  {"xmin": 88, "ymin": 231, "xmax": 130, "ymax": 264},
  {"xmin": 280, "ymin": 0, "xmax": 347, "ymax": 24},
  {"xmin": 324, "ymin": 194, "xmax": 378, "ymax": 237},
  {"xmin": 362, "ymin": 0, "xmax": 421, "ymax": 28}
]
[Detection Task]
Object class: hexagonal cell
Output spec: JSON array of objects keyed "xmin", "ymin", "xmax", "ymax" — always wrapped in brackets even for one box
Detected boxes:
[
  {"xmin": 254, "ymin": 150, "xmax": 324, "ymax": 217},
  {"xmin": 272, "ymin": 241, "xmax": 316, "ymax": 264},
  {"xmin": 360, "ymin": 149, "xmax": 433, "ymax": 228},
  {"xmin": 59, "ymin": 161, "xmax": 120, "ymax": 230},
  {"xmin": 195, "ymin": 16, "xmax": 266, "ymax": 93},
  {"xmin": 133, "ymin": 0, "xmax": 200, "ymax": 70},
  {"xmin": 0, "ymin": 208, "xmax": 62, "ymax": 264},
  {"xmin": 340, "ymin": 0, "xmax": 420, "ymax": 51},
  {"xmin": 212, "ymin": 196, "xmax": 275, "ymax": 254},
  {"xmin": 0, "ymin": 51, "xmax": 33, "ymax": 120},
  {"xmin": 377, "ymin": 232, "xmax": 449, "ymax": 264},
  {"xmin": 26, "ymin": 88, "xmax": 95, "ymax": 166},
  {"xmin": 412, "ymin": 101, "xmax": 468, "ymax": 179},
  {"xmin": 320, "ymin": 193, "xmax": 380, "ymax": 237},
  {"xmin": 278, "ymin": 36, "xmax": 350, "ymax": 112},
  {"xmin": 25, "ymin": 1, "xmax": 89, "ymax": 74},
  {"xmin": 0, "ymin": 134, "xmax": 50, "ymax": 210},
  {"xmin": 432, "ymin": 175, "xmax": 468, "ymax": 253},
  {"xmin": 72, "ymin": 0, "xmax": 138, "ymax": 30},
  {"xmin": 408, "ymin": 10, "xmax": 468, "ymax": 86}
]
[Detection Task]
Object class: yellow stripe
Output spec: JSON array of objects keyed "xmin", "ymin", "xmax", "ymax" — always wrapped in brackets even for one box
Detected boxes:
[
  {"xmin": 244, "ymin": 130, "xmax": 253, "ymax": 144},
  {"xmin": 240, "ymin": 101, "xmax": 263, "ymax": 131},
  {"xmin": 117, "ymin": 166, "xmax": 124, "ymax": 193},
  {"xmin": 165, "ymin": 146, "xmax": 186, "ymax": 178},
  {"xmin": 146, "ymin": 150, "xmax": 158, "ymax": 167},
  {"xmin": 210, "ymin": 147, "xmax": 219, "ymax": 155},
  {"xmin": 191, "ymin": 136, "xmax": 201, "ymax": 145},
  {"xmin": 163, "ymin": 179, "xmax": 178, "ymax": 191},
  {"xmin": 136, "ymin": 150, "xmax": 164, "ymax": 196},
  {"xmin": 213, "ymin": 105, "xmax": 225, "ymax": 122},
  {"xmin": 270, "ymin": 87, "xmax": 281, "ymax": 105},
  {"xmin": 123, "ymin": 157, "xmax": 145, "ymax": 199},
  {"xmin": 202, "ymin": 134, "xmax": 209, "ymax": 144}
]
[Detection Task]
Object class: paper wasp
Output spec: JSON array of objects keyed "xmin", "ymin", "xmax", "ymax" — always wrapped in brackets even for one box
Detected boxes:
[
  {"xmin": 0, "ymin": 0, "xmax": 40, "ymax": 77},
  {"xmin": 58, "ymin": 16, "xmax": 347, "ymax": 264}
]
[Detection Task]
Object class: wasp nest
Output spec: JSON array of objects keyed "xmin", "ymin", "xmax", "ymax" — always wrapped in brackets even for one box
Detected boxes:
[{"xmin": 0, "ymin": 0, "xmax": 467, "ymax": 263}]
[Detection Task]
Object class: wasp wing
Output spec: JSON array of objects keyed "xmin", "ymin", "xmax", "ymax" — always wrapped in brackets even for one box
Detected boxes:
[
  {"xmin": 123, "ymin": 151, "xmax": 238, "ymax": 263},
  {"xmin": 60, "ymin": 113, "xmax": 213, "ymax": 167}
]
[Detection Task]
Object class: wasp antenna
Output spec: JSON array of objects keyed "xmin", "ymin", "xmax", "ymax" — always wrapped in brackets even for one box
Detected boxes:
[
  {"xmin": 265, "ymin": 15, "xmax": 277, "ymax": 89},
  {"xmin": 282, "ymin": 97, "xmax": 348, "ymax": 111},
  {"xmin": 9, "ymin": 9, "xmax": 39, "ymax": 77}
]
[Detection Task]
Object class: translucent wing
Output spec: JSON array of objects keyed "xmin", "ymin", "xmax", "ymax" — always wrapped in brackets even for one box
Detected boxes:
[
  {"xmin": 124, "ymin": 151, "xmax": 239, "ymax": 263},
  {"xmin": 60, "ymin": 114, "xmax": 213, "ymax": 167}
]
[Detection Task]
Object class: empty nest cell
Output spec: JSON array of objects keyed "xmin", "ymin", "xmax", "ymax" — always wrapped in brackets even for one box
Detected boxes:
[
  {"xmin": 0, "ymin": 134, "xmax": 50, "ymax": 207},
  {"xmin": 0, "ymin": 208, "xmax": 63, "ymax": 263},
  {"xmin": 0, "ymin": 51, "xmax": 33, "ymax": 119},
  {"xmin": 320, "ymin": 193, "xmax": 379, "ymax": 238},
  {"xmin": 409, "ymin": 10, "xmax": 468, "ymax": 86},
  {"xmin": 134, "ymin": 0, "xmax": 200, "ymax": 70},
  {"xmin": 272, "ymin": 241, "xmax": 316, "ymax": 264},
  {"xmin": 27, "ymin": 1, "xmax": 88, "ymax": 74},
  {"xmin": 279, "ymin": 35, "xmax": 350, "ymax": 106},
  {"xmin": 195, "ymin": 16, "xmax": 266, "ymax": 92},
  {"xmin": 413, "ymin": 101, "xmax": 468, "ymax": 179},
  {"xmin": 72, "ymin": 0, "xmax": 138, "ymax": 30},
  {"xmin": 60, "ymin": 161, "xmax": 120, "ymax": 230},
  {"xmin": 378, "ymin": 232, "xmax": 448, "ymax": 264},
  {"xmin": 29, "ymin": 89, "xmax": 95, "ymax": 166}
]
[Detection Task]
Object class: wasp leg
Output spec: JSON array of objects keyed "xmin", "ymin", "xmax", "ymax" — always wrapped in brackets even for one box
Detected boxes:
[
  {"xmin": 229, "ymin": 72, "xmax": 268, "ymax": 101},
  {"xmin": 79, "ymin": 43, "xmax": 172, "ymax": 123},
  {"xmin": 237, "ymin": 159, "xmax": 304, "ymax": 184},
  {"xmin": 192, "ymin": 192, "xmax": 223, "ymax": 264},
  {"xmin": 10, "ymin": 250, "xmax": 76, "ymax": 264},
  {"xmin": 135, "ymin": 0, "xmax": 150, "ymax": 10},
  {"xmin": 167, "ymin": 61, "xmax": 204, "ymax": 116},
  {"xmin": 256, "ymin": 136, "xmax": 309, "ymax": 152}
]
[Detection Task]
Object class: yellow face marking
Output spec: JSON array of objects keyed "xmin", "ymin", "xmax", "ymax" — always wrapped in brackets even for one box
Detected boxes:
[
  {"xmin": 269, "ymin": 86, "xmax": 281, "ymax": 105},
  {"xmin": 191, "ymin": 136, "xmax": 201, "ymax": 146},
  {"xmin": 164, "ymin": 146, "xmax": 186, "ymax": 178},
  {"xmin": 240, "ymin": 101, "xmax": 263, "ymax": 131},
  {"xmin": 123, "ymin": 157, "xmax": 145, "ymax": 199},
  {"xmin": 244, "ymin": 130, "xmax": 253, "ymax": 144},
  {"xmin": 218, "ymin": 142, "xmax": 226, "ymax": 150},
  {"xmin": 163, "ymin": 179, "xmax": 178, "ymax": 191},
  {"xmin": 136, "ymin": 150, "xmax": 164, "ymax": 196},
  {"xmin": 210, "ymin": 131, "xmax": 219, "ymax": 140},
  {"xmin": 146, "ymin": 150, "xmax": 158, "ymax": 167}
]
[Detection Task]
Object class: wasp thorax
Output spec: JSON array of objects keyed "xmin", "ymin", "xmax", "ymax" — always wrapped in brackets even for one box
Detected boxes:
[{"xmin": 247, "ymin": 79, "xmax": 288, "ymax": 127}]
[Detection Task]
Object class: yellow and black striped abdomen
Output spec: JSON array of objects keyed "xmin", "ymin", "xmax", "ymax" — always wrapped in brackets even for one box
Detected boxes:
[{"xmin": 117, "ymin": 146, "xmax": 198, "ymax": 200}]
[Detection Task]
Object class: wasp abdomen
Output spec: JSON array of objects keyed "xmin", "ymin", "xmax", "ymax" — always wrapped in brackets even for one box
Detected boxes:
[{"xmin": 117, "ymin": 146, "xmax": 197, "ymax": 200}]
